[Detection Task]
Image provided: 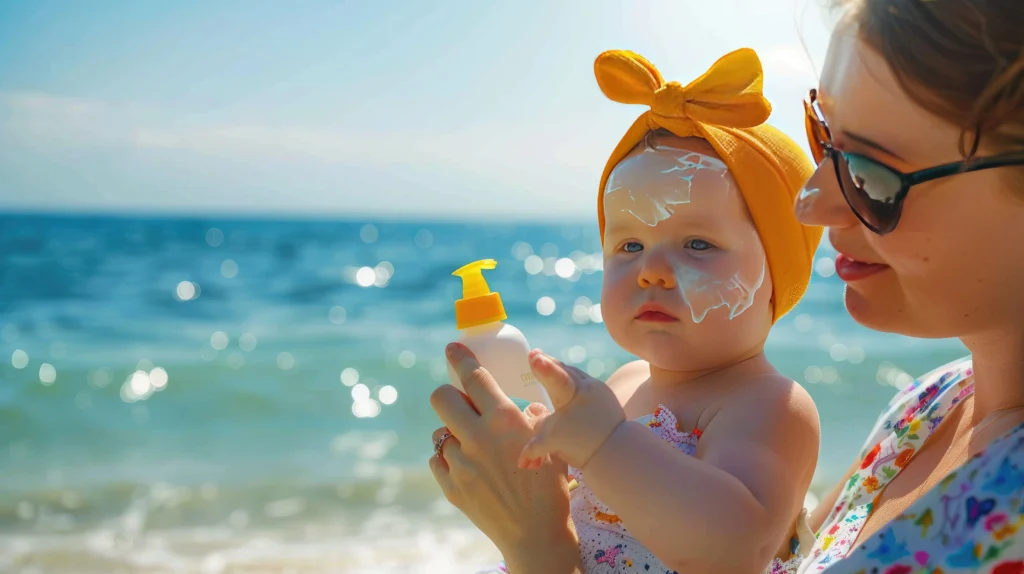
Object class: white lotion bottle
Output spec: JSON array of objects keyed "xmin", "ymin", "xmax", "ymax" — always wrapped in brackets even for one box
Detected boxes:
[{"xmin": 446, "ymin": 259, "xmax": 553, "ymax": 411}]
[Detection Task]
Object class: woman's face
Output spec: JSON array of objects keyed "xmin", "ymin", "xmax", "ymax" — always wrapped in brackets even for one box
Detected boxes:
[
  {"xmin": 795, "ymin": 24, "xmax": 1024, "ymax": 340},
  {"xmin": 601, "ymin": 133, "xmax": 772, "ymax": 372}
]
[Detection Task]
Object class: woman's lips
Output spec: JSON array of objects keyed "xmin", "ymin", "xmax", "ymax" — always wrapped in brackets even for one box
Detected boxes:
[{"xmin": 835, "ymin": 253, "xmax": 889, "ymax": 282}]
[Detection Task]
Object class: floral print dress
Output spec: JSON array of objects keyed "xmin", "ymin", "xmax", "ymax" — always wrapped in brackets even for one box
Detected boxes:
[{"xmin": 798, "ymin": 357, "xmax": 1024, "ymax": 573}]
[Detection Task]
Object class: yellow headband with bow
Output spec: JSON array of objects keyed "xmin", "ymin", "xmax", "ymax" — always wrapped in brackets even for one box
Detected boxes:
[{"xmin": 595, "ymin": 48, "xmax": 823, "ymax": 323}]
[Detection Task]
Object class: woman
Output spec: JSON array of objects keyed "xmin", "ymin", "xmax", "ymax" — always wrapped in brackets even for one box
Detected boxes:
[{"xmin": 430, "ymin": 0, "xmax": 1024, "ymax": 571}]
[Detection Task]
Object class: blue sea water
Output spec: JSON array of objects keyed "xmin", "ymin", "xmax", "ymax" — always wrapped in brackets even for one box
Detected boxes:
[{"xmin": 0, "ymin": 213, "xmax": 968, "ymax": 573}]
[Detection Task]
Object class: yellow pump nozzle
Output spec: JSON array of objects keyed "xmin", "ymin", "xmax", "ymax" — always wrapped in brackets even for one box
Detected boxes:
[{"xmin": 452, "ymin": 259, "xmax": 507, "ymax": 329}]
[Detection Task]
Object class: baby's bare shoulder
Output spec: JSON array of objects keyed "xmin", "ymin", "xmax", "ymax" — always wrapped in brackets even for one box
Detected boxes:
[
  {"xmin": 603, "ymin": 359, "xmax": 650, "ymax": 405},
  {"xmin": 604, "ymin": 359, "xmax": 650, "ymax": 389},
  {"xmin": 716, "ymin": 375, "xmax": 819, "ymax": 435}
]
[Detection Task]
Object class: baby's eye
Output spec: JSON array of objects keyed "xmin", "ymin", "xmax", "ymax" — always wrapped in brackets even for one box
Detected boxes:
[
  {"xmin": 622, "ymin": 241, "xmax": 643, "ymax": 253},
  {"xmin": 686, "ymin": 239, "xmax": 715, "ymax": 251}
]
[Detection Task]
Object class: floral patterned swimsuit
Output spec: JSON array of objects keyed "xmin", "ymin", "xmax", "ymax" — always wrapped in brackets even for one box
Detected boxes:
[
  {"xmin": 478, "ymin": 405, "xmax": 804, "ymax": 573},
  {"xmin": 799, "ymin": 356, "xmax": 1024, "ymax": 573}
]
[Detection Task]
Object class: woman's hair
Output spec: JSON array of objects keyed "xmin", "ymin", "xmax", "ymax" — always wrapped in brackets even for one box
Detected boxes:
[{"xmin": 835, "ymin": 0, "xmax": 1024, "ymax": 159}]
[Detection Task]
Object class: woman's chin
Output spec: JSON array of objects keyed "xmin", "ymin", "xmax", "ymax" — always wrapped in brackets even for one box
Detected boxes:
[{"xmin": 844, "ymin": 284, "xmax": 907, "ymax": 335}]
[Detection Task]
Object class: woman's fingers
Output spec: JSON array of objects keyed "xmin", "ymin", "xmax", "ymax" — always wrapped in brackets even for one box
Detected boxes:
[
  {"xmin": 447, "ymin": 343, "xmax": 515, "ymax": 414},
  {"xmin": 430, "ymin": 384, "xmax": 479, "ymax": 438},
  {"xmin": 432, "ymin": 426, "xmax": 454, "ymax": 458},
  {"xmin": 428, "ymin": 450, "xmax": 457, "ymax": 500},
  {"xmin": 528, "ymin": 350, "xmax": 577, "ymax": 409},
  {"xmin": 429, "ymin": 429, "xmax": 477, "ymax": 504}
]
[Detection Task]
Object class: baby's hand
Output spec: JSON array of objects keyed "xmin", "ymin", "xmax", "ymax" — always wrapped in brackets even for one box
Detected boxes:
[{"xmin": 517, "ymin": 349, "xmax": 626, "ymax": 470}]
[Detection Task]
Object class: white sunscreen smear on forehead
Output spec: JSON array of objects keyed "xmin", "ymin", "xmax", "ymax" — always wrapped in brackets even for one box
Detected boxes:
[
  {"xmin": 603, "ymin": 131, "xmax": 767, "ymax": 324},
  {"xmin": 604, "ymin": 131, "xmax": 730, "ymax": 227}
]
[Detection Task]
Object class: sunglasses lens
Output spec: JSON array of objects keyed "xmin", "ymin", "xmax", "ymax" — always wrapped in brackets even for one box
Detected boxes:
[{"xmin": 836, "ymin": 153, "xmax": 904, "ymax": 232}]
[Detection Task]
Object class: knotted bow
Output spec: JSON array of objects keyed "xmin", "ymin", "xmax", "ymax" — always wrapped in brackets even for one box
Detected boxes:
[{"xmin": 594, "ymin": 48, "xmax": 772, "ymax": 136}]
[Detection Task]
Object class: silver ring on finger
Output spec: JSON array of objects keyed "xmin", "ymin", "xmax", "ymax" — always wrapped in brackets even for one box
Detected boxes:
[{"xmin": 433, "ymin": 430, "xmax": 453, "ymax": 458}]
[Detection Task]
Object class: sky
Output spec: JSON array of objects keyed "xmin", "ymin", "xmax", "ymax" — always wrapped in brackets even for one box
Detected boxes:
[{"xmin": 0, "ymin": 0, "xmax": 835, "ymax": 222}]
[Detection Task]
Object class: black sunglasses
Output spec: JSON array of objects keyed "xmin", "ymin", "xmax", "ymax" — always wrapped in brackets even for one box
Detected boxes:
[{"xmin": 803, "ymin": 88, "xmax": 1024, "ymax": 235}]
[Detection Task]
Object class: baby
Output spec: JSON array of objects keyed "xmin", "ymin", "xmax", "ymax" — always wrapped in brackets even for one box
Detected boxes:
[{"xmin": 512, "ymin": 48, "xmax": 824, "ymax": 573}]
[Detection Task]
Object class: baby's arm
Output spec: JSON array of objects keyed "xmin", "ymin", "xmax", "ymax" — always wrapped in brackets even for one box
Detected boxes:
[{"xmin": 579, "ymin": 377, "xmax": 820, "ymax": 573}]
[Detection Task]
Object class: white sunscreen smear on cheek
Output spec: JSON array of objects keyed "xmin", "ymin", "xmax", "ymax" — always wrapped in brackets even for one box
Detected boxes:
[
  {"xmin": 603, "ymin": 132, "xmax": 730, "ymax": 227},
  {"xmin": 671, "ymin": 254, "xmax": 766, "ymax": 324}
]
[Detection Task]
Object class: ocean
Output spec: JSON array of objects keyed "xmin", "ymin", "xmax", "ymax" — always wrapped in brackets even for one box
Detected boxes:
[{"xmin": 0, "ymin": 213, "xmax": 968, "ymax": 573}]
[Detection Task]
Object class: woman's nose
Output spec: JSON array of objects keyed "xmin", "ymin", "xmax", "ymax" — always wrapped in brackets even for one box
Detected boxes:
[
  {"xmin": 637, "ymin": 251, "xmax": 679, "ymax": 290},
  {"xmin": 794, "ymin": 159, "xmax": 860, "ymax": 229}
]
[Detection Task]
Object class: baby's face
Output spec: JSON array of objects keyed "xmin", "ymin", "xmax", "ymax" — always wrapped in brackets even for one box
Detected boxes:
[{"xmin": 601, "ymin": 132, "xmax": 773, "ymax": 372}]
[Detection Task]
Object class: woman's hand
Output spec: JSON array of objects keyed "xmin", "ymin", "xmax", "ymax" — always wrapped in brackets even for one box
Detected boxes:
[
  {"xmin": 517, "ymin": 349, "xmax": 626, "ymax": 471},
  {"xmin": 428, "ymin": 343, "xmax": 582, "ymax": 573}
]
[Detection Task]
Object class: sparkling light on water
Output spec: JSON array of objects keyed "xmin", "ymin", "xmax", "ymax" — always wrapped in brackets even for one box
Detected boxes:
[
  {"xmin": 877, "ymin": 362, "xmax": 914, "ymax": 389},
  {"xmin": 239, "ymin": 333, "xmax": 257, "ymax": 352},
  {"xmin": 11, "ymin": 349, "xmax": 28, "ymax": 369},
  {"xmin": 374, "ymin": 262, "xmax": 393, "ymax": 287},
  {"xmin": 221, "ymin": 259, "xmax": 239, "ymax": 278},
  {"xmin": 536, "ymin": 296, "xmax": 556, "ymax": 316},
  {"xmin": 567, "ymin": 345, "xmax": 587, "ymax": 364},
  {"xmin": 277, "ymin": 352, "xmax": 295, "ymax": 370},
  {"xmin": 38, "ymin": 363, "xmax": 56, "ymax": 385},
  {"xmin": 150, "ymin": 367, "xmax": 168, "ymax": 389},
  {"xmin": 379, "ymin": 385, "xmax": 398, "ymax": 405},
  {"xmin": 555, "ymin": 258, "xmax": 576, "ymax": 278},
  {"xmin": 131, "ymin": 371, "xmax": 151, "ymax": 395},
  {"xmin": 848, "ymin": 346, "xmax": 865, "ymax": 364},
  {"xmin": 805, "ymin": 366, "xmax": 822, "ymax": 384},
  {"xmin": 512, "ymin": 241, "xmax": 533, "ymax": 260},
  {"xmin": 414, "ymin": 229, "xmax": 433, "ymax": 248},
  {"xmin": 341, "ymin": 368, "xmax": 359, "ymax": 386},
  {"xmin": 356, "ymin": 267, "xmax": 376, "ymax": 287},
  {"xmin": 176, "ymin": 281, "xmax": 197, "ymax": 301},
  {"xmin": 524, "ymin": 255, "xmax": 544, "ymax": 275},
  {"xmin": 815, "ymin": 257, "xmax": 836, "ymax": 278},
  {"xmin": 89, "ymin": 369, "xmax": 110, "ymax": 388},
  {"xmin": 398, "ymin": 351, "xmax": 416, "ymax": 368},
  {"xmin": 822, "ymin": 366, "xmax": 839, "ymax": 384},
  {"xmin": 829, "ymin": 344, "xmax": 849, "ymax": 362},
  {"xmin": 329, "ymin": 306, "xmax": 347, "ymax": 324},
  {"xmin": 572, "ymin": 297, "xmax": 594, "ymax": 325},
  {"xmin": 794, "ymin": 314, "xmax": 814, "ymax": 332},
  {"xmin": 352, "ymin": 384, "xmax": 370, "ymax": 401},
  {"xmin": 210, "ymin": 331, "xmax": 229, "ymax": 350},
  {"xmin": 352, "ymin": 399, "xmax": 382, "ymax": 418},
  {"xmin": 205, "ymin": 228, "xmax": 224, "ymax": 247},
  {"xmin": 360, "ymin": 224, "xmax": 379, "ymax": 244}
]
